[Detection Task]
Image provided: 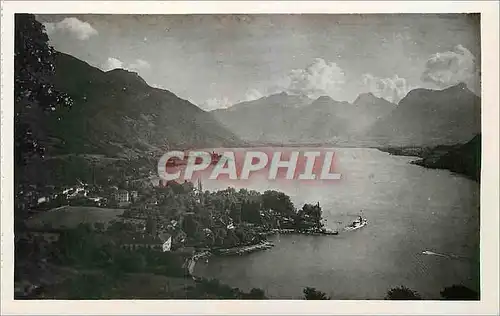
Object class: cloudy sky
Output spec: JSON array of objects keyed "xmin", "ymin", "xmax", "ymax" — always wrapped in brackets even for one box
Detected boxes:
[{"xmin": 36, "ymin": 14, "xmax": 480, "ymax": 110}]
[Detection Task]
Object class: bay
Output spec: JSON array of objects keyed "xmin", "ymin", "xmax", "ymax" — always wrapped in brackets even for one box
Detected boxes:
[{"xmin": 193, "ymin": 148, "xmax": 480, "ymax": 299}]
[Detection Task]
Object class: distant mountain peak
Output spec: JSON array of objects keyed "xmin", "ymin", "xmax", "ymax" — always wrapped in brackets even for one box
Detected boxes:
[
  {"xmin": 369, "ymin": 83, "xmax": 481, "ymax": 146},
  {"xmin": 353, "ymin": 92, "xmax": 396, "ymax": 106},
  {"xmin": 401, "ymin": 82, "xmax": 476, "ymax": 104},
  {"xmin": 263, "ymin": 91, "xmax": 312, "ymax": 106},
  {"xmin": 106, "ymin": 68, "xmax": 132, "ymax": 74},
  {"xmin": 354, "ymin": 92, "xmax": 377, "ymax": 103},
  {"xmin": 266, "ymin": 91, "xmax": 313, "ymax": 100},
  {"xmin": 315, "ymin": 95, "xmax": 334, "ymax": 102},
  {"xmin": 264, "ymin": 91, "xmax": 289, "ymax": 100},
  {"xmin": 359, "ymin": 92, "xmax": 376, "ymax": 98}
]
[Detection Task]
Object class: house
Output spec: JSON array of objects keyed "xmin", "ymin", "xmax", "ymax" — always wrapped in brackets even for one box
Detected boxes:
[
  {"xmin": 203, "ymin": 228, "xmax": 213, "ymax": 236},
  {"xmin": 130, "ymin": 190, "xmax": 139, "ymax": 200},
  {"xmin": 64, "ymin": 186, "xmax": 88, "ymax": 200},
  {"xmin": 17, "ymin": 229, "xmax": 61, "ymax": 244},
  {"xmin": 162, "ymin": 236, "xmax": 172, "ymax": 252},
  {"xmin": 226, "ymin": 217, "xmax": 235, "ymax": 230},
  {"xmin": 120, "ymin": 233, "xmax": 173, "ymax": 252},
  {"xmin": 114, "ymin": 190, "xmax": 129, "ymax": 203},
  {"xmin": 175, "ymin": 246, "xmax": 196, "ymax": 255},
  {"xmin": 144, "ymin": 197, "xmax": 158, "ymax": 210},
  {"xmin": 37, "ymin": 196, "xmax": 50, "ymax": 205},
  {"xmin": 120, "ymin": 235, "xmax": 164, "ymax": 251},
  {"xmin": 87, "ymin": 196, "xmax": 105, "ymax": 206},
  {"xmin": 62, "ymin": 187, "xmax": 74, "ymax": 195}
]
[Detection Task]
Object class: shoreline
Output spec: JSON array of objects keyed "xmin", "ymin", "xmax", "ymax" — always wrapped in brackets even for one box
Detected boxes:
[
  {"xmin": 261, "ymin": 228, "xmax": 339, "ymax": 236},
  {"xmin": 186, "ymin": 227, "xmax": 340, "ymax": 276},
  {"xmin": 215, "ymin": 240, "xmax": 275, "ymax": 256},
  {"xmin": 186, "ymin": 241, "xmax": 275, "ymax": 277},
  {"xmin": 185, "ymin": 251, "xmax": 211, "ymax": 277}
]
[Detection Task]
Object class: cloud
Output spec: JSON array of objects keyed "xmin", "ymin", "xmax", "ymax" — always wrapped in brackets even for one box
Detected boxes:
[
  {"xmin": 243, "ymin": 89, "xmax": 264, "ymax": 102},
  {"xmin": 201, "ymin": 89, "xmax": 262, "ymax": 111},
  {"xmin": 102, "ymin": 57, "xmax": 151, "ymax": 72},
  {"xmin": 150, "ymin": 83, "xmax": 166, "ymax": 89},
  {"xmin": 44, "ymin": 17, "xmax": 98, "ymax": 40},
  {"xmin": 208, "ymin": 58, "xmax": 345, "ymax": 108},
  {"xmin": 421, "ymin": 45, "xmax": 479, "ymax": 93},
  {"xmin": 201, "ymin": 58, "xmax": 346, "ymax": 110},
  {"xmin": 362, "ymin": 74, "xmax": 410, "ymax": 103},
  {"xmin": 201, "ymin": 97, "xmax": 232, "ymax": 111},
  {"xmin": 102, "ymin": 58, "xmax": 124, "ymax": 71},
  {"xmin": 128, "ymin": 59, "xmax": 151, "ymax": 72},
  {"xmin": 279, "ymin": 58, "xmax": 346, "ymax": 99}
]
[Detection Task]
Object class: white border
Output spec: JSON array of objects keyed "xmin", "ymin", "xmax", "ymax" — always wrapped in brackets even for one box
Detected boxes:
[{"xmin": 1, "ymin": 1, "xmax": 499, "ymax": 315}]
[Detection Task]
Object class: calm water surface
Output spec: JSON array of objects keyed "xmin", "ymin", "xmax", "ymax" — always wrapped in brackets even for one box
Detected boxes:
[{"xmin": 193, "ymin": 148, "xmax": 480, "ymax": 299}]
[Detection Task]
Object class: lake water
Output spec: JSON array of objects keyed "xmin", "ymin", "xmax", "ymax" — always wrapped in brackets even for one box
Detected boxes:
[{"xmin": 191, "ymin": 148, "xmax": 480, "ymax": 299}]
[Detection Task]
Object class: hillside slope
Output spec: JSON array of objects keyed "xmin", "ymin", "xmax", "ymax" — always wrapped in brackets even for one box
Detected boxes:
[
  {"xmin": 412, "ymin": 134, "xmax": 481, "ymax": 181},
  {"xmin": 367, "ymin": 83, "xmax": 481, "ymax": 146},
  {"xmin": 212, "ymin": 92, "xmax": 313, "ymax": 143},
  {"xmin": 45, "ymin": 52, "xmax": 242, "ymax": 158}
]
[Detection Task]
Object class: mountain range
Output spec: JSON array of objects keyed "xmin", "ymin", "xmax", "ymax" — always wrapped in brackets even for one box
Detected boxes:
[
  {"xmin": 212, "ymin": 83, "xmax": 481, "ymax": 147},
  {"xmin": 38, "ymin": 52, "xmax": 480, "ymax": 157},
  {"xmin": 212, "ymin": 91, "xmax": 397, "ymax": 145},
  {"xmin": 19, "ymin": 51, "xmax": 481, "ymax": 185}
]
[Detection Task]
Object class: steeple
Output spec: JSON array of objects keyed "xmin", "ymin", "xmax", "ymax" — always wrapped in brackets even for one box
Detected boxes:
[
  {"xmin": 197, "ymin": 178, "xmax": 204, "ymax": 204},
  {"xmin": 197, "ymin": 178, "xmax": 203, "ymax": 193}
]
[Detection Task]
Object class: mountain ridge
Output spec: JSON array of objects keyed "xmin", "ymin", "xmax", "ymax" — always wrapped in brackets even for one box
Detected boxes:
[
  {"xmin": 43, "ymin": 52, "xmax": 243, "ymax": 158},
  {"xmin": 412, "ymin": 134, "xmax": 481, "ymax": 181},
  {"xmin": 367, "ymin": 82, "xmax": 480, "ymax": 146},
  {"xmin": 212, "ymin": 82, "xmax": 480, "ymax": 147},
  {"xmin": 212, "ymin": 90, "xmax": 398, "ymax": 144}
]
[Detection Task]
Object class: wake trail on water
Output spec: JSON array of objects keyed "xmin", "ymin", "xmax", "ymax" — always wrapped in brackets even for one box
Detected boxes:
[{"xmin": 421, "ymin": 250, "xmax": 469, "ymax": 261}]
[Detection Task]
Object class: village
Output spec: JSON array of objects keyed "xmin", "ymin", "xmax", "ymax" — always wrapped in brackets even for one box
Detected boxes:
[{"xmin": 15, "ymin": 172, "xmax": 338, "ymax": 294}]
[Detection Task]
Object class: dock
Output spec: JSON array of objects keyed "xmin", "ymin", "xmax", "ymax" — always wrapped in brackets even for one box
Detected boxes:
[{"xmin": 217, "ymin": 241, "xmax": 274, "ymax": 256}]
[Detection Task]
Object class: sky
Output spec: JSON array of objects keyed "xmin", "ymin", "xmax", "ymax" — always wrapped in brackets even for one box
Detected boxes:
[{"xmin": 36, "ymin": 14, "xmax": 481, "ymax": 110}]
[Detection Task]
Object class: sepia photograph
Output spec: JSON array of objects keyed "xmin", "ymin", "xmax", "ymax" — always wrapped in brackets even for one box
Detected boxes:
[{"xmin": 1, "ymin": 1, "xmax": 499, "ymax": 315}]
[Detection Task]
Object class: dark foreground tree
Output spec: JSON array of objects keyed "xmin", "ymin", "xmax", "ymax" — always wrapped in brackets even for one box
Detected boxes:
[
  {"xmin": 244, "ymin": 288, "xmax": 267, "ymax": 299},
  {"xmin": 385, "ymin": 286, "xmax": 421, "ymax": 300},
  {"xmin": 303, "ymin": 287, "xmax": 330, "ymax": 300},
  {"xmin": 440, "ymin": 285, "xmax": 479, "ymax": 300},
  {"xmin": 15, "ymin": 13, "xmax": 72, "ymax": 166}
]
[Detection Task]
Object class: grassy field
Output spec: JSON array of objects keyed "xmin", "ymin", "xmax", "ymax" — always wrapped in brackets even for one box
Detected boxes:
[
  {"xmin": 16, "ymin": 261, "xmax": 196, "ymax": 299},
  {"xmin": 25, "ymin": 206, "xmax": 125, "ymax": 229}
]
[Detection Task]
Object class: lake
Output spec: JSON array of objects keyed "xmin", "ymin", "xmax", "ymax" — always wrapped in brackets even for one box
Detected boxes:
[{"xmin": 192, "ymin": 148, "xmax": 480, "ymax": 299}]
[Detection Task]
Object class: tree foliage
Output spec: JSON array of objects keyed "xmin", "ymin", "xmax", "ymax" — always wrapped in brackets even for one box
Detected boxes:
[
  {"xmin": 296, "ymin": 203, "xmax": 323, "ymax": 228},
  {"xmin": 176, "ymin": 277, "xmax": 268, "ymax": 299},
  {"xmin": 245, "ymin": 288, "xmax": 267, "ymax": 299},
  {"xmin": 303, "ymin": 287, "xmax": 330, "ymax": 300},
  {"xmin": 15, "ymin": 13, "xmax": 73, "ymax": 166},
  {"xmin": 385, "ymin": 286, "xmax": 421, "ymax": 300},
  {"xmin": 262, "ymin": 190, "xmax": 295, "ymax": 216}
]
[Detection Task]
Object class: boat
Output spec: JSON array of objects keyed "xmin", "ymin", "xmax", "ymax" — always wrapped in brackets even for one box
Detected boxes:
[
  {"xmin": 210, "ymin": 151, "xmax": 223, "ymax": 165},
  {"xmin": 322, "ymin": 229, "xmax": 339, "ymax": 235},
  {"xmin": 310, "ymin": 228, "xmax": 339, "ymax": 235},
  {"xmin": 165, "ymin": 151, "xmax": 222, "ymax": 167},
  {"xmin": 344, "ymin": 217, "xmax": 368, "ymax": 231}
]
